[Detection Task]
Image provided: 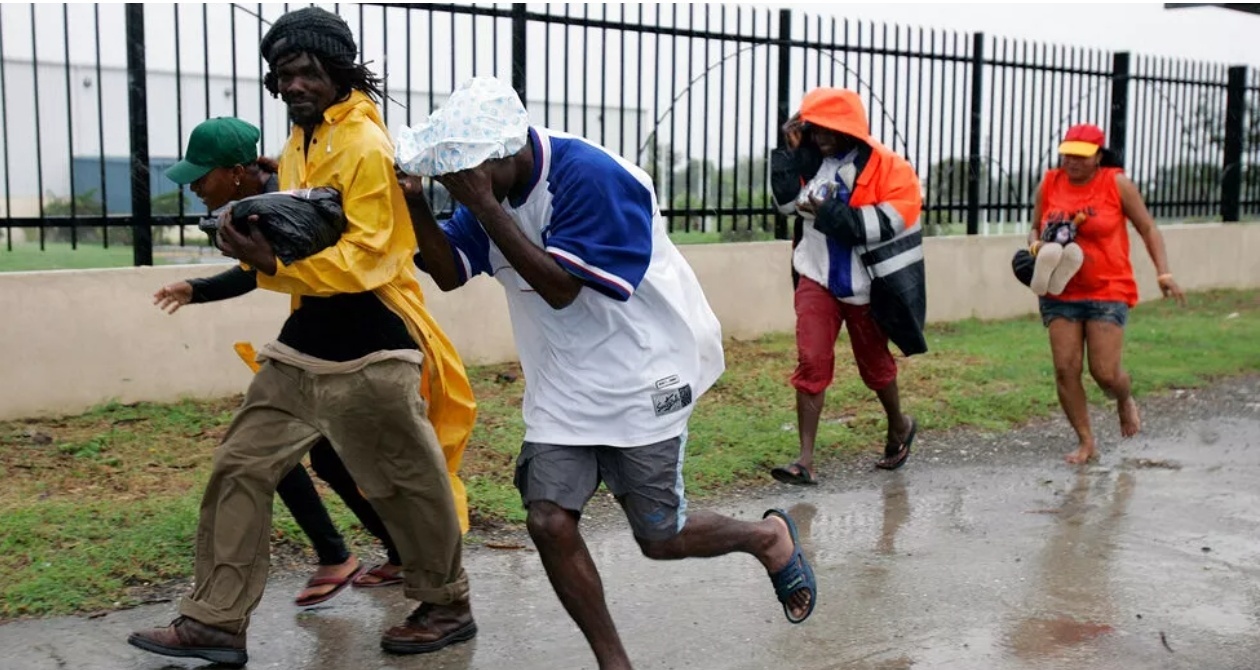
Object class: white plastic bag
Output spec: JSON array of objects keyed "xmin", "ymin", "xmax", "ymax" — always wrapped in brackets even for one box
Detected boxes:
[{"xmin": 396, "ymin": 76, "xmax": 529, "ymax": 177}]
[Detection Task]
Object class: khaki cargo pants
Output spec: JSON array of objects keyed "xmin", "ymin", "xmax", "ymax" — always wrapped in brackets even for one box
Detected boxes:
[{"xmin": 178, "ymin": 356, "xmax": 468, "ymax": 633}]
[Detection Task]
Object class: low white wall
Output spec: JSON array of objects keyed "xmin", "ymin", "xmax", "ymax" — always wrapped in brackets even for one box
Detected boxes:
[{"xmin": 2, "ymin": 223, "xmax": 1256, "ymax": 420}]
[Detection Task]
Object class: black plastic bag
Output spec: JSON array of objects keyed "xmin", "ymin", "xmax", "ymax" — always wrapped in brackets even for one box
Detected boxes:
[
  {"xmin": 868, "ymin": 263, "xmax": 929, "ymax": 357},
  {"xmin": 199, "ymin": 187, "xmax": 347, "ymax": 265}
]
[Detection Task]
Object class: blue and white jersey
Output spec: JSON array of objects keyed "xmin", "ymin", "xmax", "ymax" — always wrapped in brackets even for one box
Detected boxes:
[
  {"xmin": 788, "ymin": 151, "xmax": 872, "ymax": 305},
  {"xmin": 435, "ymin": 127, "xmax": 725, "ymax": 447}
]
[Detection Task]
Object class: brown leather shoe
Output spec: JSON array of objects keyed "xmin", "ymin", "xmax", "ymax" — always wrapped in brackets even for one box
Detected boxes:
[
  {"xmin": 380, "ymin": 600, "xmax": 477, "ymax": 655},
  {"xmin": 127, "ymin": 616, "xmax": 248, "ymax": 667}
]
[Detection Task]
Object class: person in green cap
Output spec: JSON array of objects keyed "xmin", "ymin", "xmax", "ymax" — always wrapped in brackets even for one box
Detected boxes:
[{"xmin": 153, "ymin": 116, "xmax": 408, "ymax": 611}]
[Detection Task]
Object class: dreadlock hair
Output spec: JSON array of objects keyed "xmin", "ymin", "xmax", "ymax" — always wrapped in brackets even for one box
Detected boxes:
[{"xmin": 263, "ymin": 51, "xmax": 384, "ymax": 104}]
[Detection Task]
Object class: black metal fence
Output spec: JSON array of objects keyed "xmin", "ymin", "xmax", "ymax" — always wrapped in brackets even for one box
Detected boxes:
[{"xmin": 1, "ymin": 3, "xmax": 1258, "ymax": 266}]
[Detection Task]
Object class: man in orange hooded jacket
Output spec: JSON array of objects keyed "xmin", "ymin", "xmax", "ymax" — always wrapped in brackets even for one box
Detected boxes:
[{"xmin": 769, "ymin": 87, "xmax": 927, "ymax": 484}]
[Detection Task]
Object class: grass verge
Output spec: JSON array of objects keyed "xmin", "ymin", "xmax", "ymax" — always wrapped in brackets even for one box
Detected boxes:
[{"xmin": 1, "ymin": 289, "xmax": 1257, "ymax": 618}]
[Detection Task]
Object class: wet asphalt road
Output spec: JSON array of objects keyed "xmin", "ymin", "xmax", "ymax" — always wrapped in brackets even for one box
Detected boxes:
[{"xmin": 3, "ymin": 377, "xmax": 1259, "ymax": 670}]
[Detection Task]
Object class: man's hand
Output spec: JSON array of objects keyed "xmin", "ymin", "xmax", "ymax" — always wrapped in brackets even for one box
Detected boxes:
[
  {"xmin": 435, "ymin": 166, "xmax": 498, "ymax": 215},
  {"xmin": 783, "ymin": 113, "xmax": 804, "ymax": 150},
  {"xmin": 217, "ymin": 216, "xmax": 278, "ymax": 276},
  {"xmin": 395, "ymin": 165, "xmax": 428, "ymax": 202},
  {"xmin": 153, "ymin": 281, "xmax": 194, "ymax": 314}
]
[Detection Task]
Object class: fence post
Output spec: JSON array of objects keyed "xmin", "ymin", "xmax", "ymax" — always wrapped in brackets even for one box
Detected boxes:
[
  {"xmin": 1109, "ymin": 52, "xmax": 1130, "ymax": 163},
  {"xmin": 511, "ymin": 3, "xmax": 527, "ymax": 106},
  {"xmin": 966, "ymin": 32, "xmax": 984, "ymax": 235},
  {"xmin": 774, "ymin": 8, "xmax": 792, "ymax": 241},
  {"xmin": 125, "ymin": 4, "xmax": 152, "ymax": 266},
  {"xmin": 1222, "ymin": 65, "xmax": 1246, "ymax": 223}
]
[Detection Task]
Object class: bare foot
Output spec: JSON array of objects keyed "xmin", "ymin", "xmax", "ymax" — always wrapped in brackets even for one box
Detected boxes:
[
  {"xmin": 352, "ymin": 562, "xmax": 403, "ymax": 587},
  {"xmin": 1064, "ymin": 441, "xmax": 1096, "ymax": 465},
  {"xmin": 295, "ymin": 556, "xmax": 360, "ymax": 604},
  {"xmin": 762, "ymin": 515, "xmax": 813, "ymax": 620},
  {"xmin": 1118, "ymin": 396, "xmax": 1141, "ymax": 438}
]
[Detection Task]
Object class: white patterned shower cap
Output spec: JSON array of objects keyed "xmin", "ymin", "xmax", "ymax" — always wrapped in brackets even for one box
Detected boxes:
[{"xmin": 396, "ymin": 76, "xmax": 529, "ymax": 177}]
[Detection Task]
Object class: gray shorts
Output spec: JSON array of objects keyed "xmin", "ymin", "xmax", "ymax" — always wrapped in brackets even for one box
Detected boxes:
[{"xmin": 514, "ymin": 433, "xmax": 688, "ymax": 541}]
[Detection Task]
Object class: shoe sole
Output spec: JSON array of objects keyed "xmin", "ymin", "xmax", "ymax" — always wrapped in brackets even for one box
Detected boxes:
[
  {"xmin": 380, "ymin": 621, "xmax": 478, "ymax": 655},
  {"xmin": 127, "ymin": 633, "xmax": 248, "ymax": 667}
]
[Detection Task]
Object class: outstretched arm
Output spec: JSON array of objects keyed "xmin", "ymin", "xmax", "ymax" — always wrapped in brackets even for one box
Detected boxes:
[{"xmin": 1117, "ymin": 173, "xmax": 1185, "ymax": 305}]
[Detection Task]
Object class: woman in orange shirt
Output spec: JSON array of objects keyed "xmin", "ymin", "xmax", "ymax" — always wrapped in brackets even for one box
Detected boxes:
[{"xmin": 1029, "ymin": 124, "xmax": 1185, "ymax": 465}]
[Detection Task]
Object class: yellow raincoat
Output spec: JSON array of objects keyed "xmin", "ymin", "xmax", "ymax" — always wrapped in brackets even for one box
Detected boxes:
[{"xmin": 250, "ymin": 91, "xmax": 475, "ymax": 533}]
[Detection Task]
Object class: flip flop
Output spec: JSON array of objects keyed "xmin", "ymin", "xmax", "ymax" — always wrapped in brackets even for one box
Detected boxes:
[
  {"xmin": 875, "ymin": 417, "xmax": 917, "ymax": 471},
  {"xmin": 770, "ymin": 462, "xmax": 818, "ymax": 486},
  {"xmin": 352, "ymin": 563, "xmax": 405, "ymax": 589},
  {"xmin": 295, "ymin": 562, "xmax": 365, "ymax": 607},
  {"xmin": 763, "ymin": 508, "xmax": 818, "ymax": 624}
]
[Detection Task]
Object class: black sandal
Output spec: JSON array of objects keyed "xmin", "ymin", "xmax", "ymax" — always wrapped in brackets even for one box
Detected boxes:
[
  {"xmin": 875, "ymin": 417, "xmax": 917, "ymax": 471},
  {"xmin": 770, "ymin": 462, "xmax": 818, "ymax": 486}
]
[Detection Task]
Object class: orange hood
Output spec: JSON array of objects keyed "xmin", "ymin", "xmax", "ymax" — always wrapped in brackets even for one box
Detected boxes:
[{"xmin": 799, "ymin": 88, "xmax": 871, "ymax": 144}]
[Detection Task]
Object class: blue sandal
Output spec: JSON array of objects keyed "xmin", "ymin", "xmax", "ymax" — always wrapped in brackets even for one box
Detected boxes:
[{"xmin": 763, "ymin": 508, "xmax": 817, "ymax": 624}]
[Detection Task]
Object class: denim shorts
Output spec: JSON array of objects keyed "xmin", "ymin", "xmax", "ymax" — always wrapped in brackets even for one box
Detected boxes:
[{"xmin": 1039, "ymin": 297, "xmax": 1129, "ymax": 328}]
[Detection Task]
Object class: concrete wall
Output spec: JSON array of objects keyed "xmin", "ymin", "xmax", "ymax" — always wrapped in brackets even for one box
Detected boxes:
[{"xmin": 2, "ymin": 223, "xmax": 1257, "ymax": 420}]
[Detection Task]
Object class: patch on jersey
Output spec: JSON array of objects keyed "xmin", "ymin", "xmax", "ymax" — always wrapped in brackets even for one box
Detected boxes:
[
  {"xmin": 654, "ymin": 374, "xmax": 681, "ymax": 390},
  {"xmin": 652, "ymin": 384, "xmax": 693, "ymax": 417}
]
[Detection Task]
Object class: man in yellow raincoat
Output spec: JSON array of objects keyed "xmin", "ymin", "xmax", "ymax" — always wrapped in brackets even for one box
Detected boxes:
[{"xmin": 129, "ymin": 8, "xmax": 477, "ymax": 666}]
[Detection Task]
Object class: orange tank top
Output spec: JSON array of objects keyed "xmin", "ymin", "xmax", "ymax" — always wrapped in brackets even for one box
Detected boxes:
[{"xmin": 1037, "ymin": 167, "xmax": 1137, "ymax": 307}]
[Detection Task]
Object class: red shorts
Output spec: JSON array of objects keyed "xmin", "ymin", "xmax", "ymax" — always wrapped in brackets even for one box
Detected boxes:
[{"xmin": 791, "ymin": 277, "xmax": 898, "ymax": 394}]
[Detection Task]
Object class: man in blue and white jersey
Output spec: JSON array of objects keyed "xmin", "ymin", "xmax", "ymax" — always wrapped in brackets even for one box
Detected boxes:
[{"xmin": 397, "ymin": 77, "xmax": 817, "ymax": 669}]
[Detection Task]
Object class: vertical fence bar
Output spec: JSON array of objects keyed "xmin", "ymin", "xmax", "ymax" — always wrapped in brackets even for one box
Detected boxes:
[
  {"xmin": 257, "ymin": 3, "xmax": 265, "ymax": 159},
  {"xmin": 763, "ymin": 9, "xmax": 774, "ymax": 232},
  {"xmin": 230, "ymin": 5, "xmax": 238, "ymax": 117},
  {"xmin": 684, "ymin": 5, "xmax": 694, "ymax": 232},
  {"xmin": 511, "ymin": 3, "xmax": 526, "ymax": 106},
  {"xmin": 748, "ymin": 11, "xmax": 757, "ymax": 231},
  {"xmin": 94, "ymin": 5, "xmax": 107, "ymax": 244},
  {"xmin": 30, "ymin": 6, "xmax": 46, "ymax": 249},
  {"xmin": 62, "ymin": 4, "xmax": 77, "ymax": 248},
  {"xmin": 405, "ymin": 9, "xmax": 412, "ymax": 127},
  {"xmin": 1110, "ymin": 52, "xmax": 1130, "ymax": 164},
  {"xmin": 1222, "ymin": 64, "xmax": 1246, "ymax": 222},
  {"xmin": 774, "ymin": 8, "xmax": 791, "ymax": 240},
  {"xmin": 382, "ymin": 6, "xmax": 389, "ymax": 128},
  {"xmin": 175, "ymin": 4, "xmax": 186, "ymax": 242},
  {"xmin": 618, "ymin": 6, "xmax": 625, "ymax": 159},
  {"xmin": 125, "ymin": 4, "xmax": 152, "ymax": 266},
  {"xmin": 583, "ymin": 5, "xmax": 590, "ymax": 138},
  {"xmin": 966, "ymin": 32, "xmax": 984, "ymax": 235},
  {"xmin": 0, "ymin": 11, "xmax": 9, "ymax": 251},
  {"xmin": 733, "ymin": 7, "xmax": 743, "ymax": 231},
  {"xmin": 599, "ymin": 6, "xmax": 607, "ymax": 148},
  {"xmin": 701, "ymin": 6, "xmax": 711, "ymax": 224}
]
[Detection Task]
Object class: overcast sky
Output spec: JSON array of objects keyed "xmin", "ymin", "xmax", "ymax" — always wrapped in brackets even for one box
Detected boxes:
[{"xmin": 787, "ymin": 2, "xmax": 1260, "ymax": 67}]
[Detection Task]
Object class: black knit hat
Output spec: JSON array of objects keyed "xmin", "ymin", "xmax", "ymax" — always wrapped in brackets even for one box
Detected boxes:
[{"xmin": 260, "ymin": 7, "xmax": 357, "ymax": 66}]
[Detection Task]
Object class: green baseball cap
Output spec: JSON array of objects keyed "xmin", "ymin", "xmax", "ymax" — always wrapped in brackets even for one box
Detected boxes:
[{"xmin": 164, "ymin": 117, "xmax": 262, "ymax": 185}]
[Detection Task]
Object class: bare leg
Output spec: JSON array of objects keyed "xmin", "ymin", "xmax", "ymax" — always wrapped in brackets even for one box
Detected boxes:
[
  {"xmin": 874, "ymin": 380, "xmax": 912, "ymax": 446},
  {"xmin": 1085, "ymin": 320, "xmax": 1140, "ymax": 438},
  {"xmin": 636, "ymin": 511, "xmax": 812, "ymax": 620},
  {"xmin": 1048, "ymin": 319, "xmax": 1094, "ymax": 464},
  {"xmin": 527, "ymin": 502, "xmax": 631, "ymax": 670},
  {"xmin": 795, "ymin": 390, "xmax": 825, "ymax": 472}
]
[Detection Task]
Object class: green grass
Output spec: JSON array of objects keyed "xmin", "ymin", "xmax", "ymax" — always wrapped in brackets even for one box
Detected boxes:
[
  {"xmin": 0, "ymin": 243, "xmax": 143, "ymax": 272},
  {"xmin": 1, "ymin": 289, "xmax": 1257, "ymax": 619}
]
